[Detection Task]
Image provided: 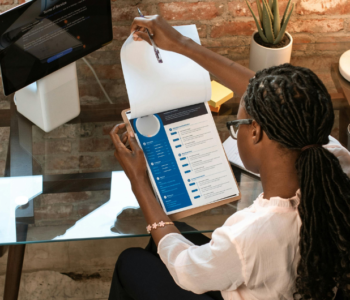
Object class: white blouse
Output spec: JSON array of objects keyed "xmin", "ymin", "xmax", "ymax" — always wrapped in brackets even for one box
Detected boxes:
[{"xmin": 158, "ymin": 137, "xmax": 350, "ymax": 300}]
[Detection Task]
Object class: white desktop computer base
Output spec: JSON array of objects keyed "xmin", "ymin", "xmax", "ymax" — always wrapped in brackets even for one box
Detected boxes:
[{"xmin": 14, "ymin": 62, "xmax": 81, "ymax": 132}]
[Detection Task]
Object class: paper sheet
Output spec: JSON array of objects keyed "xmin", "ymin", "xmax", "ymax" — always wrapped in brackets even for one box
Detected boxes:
[
  {"xmin": 129, "ymin": 103, "xmax": 239, "ymax": 214},
  {"xmin": 223, "ymin": 135, "xmax": 343, "ymax": 178},
  {"xmin": 223, "ymin": 136, "xmax": 260, "ymax": 177},
  {"xmin": 120, "ymin": 25, "xmax": 211, "ymax": 118}
]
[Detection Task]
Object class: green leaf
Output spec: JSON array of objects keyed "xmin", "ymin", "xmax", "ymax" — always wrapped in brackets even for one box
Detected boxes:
[
  {"xmin": 281, "ymin": 0, "xmax": 292, "ymax": 27},
  {"xmin": 269, "ymin": 0, "xmax": 273, "ymax": 10},
  {"xmin": 245, "ymin": 0, "xmax": 269, "ymax": 42},
  {"xmin": 256, "ymin": 0, "xmax": 263, "ymax": 23},
  {"xmin": 262, "ymin": 0, "xmax": 274, "ymax": 22},
  {"xmin": 274, "ymin": 3, "xmax": 294, "ymax": 44},
  {"xmin": 273, "ymin": 0, "xmax": 280, "ymax": 37},
  {"xmin": 262, "ymin": 0, "xmax": 275, "ymax": 43}
]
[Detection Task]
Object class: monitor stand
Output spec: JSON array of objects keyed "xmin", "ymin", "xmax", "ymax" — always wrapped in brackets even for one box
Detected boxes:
[{"xmin": 14, "ymin": 62, "xmax": 81, "ymax": 132}]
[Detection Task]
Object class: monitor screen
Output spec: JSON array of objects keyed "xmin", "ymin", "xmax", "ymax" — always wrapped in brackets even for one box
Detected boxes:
[{"xmin": 0, "ymin": 0, "xmax": 113, "ymax": 95}]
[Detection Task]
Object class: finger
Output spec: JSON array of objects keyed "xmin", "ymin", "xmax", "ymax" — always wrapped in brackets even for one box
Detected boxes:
[
  {"xmin": 121, "ymin": 131, "xmax": 128, "ymax": 144},
  {"xmin": 128, "ymin": 132, "xmax": 142, "ymax": 153},
  {"xmin": 133, "ymin": 31, "xmax": 151, "ymax": 45},
  {"xmin": 131, "ymin": 17, "xmax": 154, "ymax": 35},
  {"xmin": 110, "ymin": 123, "xmax": 126, "ymax": 136},
  {"xmin": 110, "ymin": 124, "xmax": 127, "ymax": 150}
]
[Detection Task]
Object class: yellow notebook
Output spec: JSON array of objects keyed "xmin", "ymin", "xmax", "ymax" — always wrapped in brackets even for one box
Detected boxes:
[{"xmin": 208, "ymin": 81, "xmax": 234, "ymax": 108}]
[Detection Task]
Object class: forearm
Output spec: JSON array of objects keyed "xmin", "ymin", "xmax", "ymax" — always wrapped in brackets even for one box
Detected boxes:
[
  {"xmin": 132, "ymin": 179, "xmax": 180, "ymax": 246},
  {"xmin": 178, "ymin": 38, "xmax": 255, "ymax": 96}
]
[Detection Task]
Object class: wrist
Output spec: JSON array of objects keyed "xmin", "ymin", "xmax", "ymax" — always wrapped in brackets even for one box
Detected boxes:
[
  {"xmin": 175, "ymin": 36, "xmax": 194, "ymax": 55},
  {"xmin": 131, "ymin": 176, "xmax": 152, "ymax": 194}
]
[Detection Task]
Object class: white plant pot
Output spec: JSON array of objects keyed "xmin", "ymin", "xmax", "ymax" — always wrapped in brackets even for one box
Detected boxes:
[{"xmin": 249, "ymin": 31, "xmax": 293, "ymax": 72}]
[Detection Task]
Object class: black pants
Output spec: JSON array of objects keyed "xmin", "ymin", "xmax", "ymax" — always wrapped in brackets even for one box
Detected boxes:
[{"xmin": 108, "ymin": 232, "xmax": 224, "ymax": 300}]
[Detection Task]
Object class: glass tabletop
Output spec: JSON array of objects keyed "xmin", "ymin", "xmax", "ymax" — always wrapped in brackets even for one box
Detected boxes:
[{"xmin": 0, "ymin": 98, "xmax": 263, "ymax": 246}]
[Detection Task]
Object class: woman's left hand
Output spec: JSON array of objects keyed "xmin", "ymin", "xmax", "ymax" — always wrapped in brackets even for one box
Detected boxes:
[{"xmin": 109, "ymin": 124, "xmax": 149, "ymax": 188}]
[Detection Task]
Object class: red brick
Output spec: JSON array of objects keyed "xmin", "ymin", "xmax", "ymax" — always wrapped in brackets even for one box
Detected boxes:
[
  {"xmin": 113, "ymin": 26, "xmax": 130, "ymax": 40},
  {"xmin": 35, "ymin": 204, "xmax": 74, "ymax": 221},
  {"xmin": 292, "ymin": 43, "xmax": 308, "ymax": 51},
  {"xmin": 315, "ymin": 35, "xmax": 350, "ymax": 43},
  {"xmin": 290, "ymin": 55, "xmax": 337, "ymax": 72},
  {"xmin": 79, "ymin": 156, "xmax": 101, "ymax": 169},
  {"xmin": 112, "ymin": 6, "xmax": 140, "ymax": 21},
  {"xmin": 202, "ymin": 36, "xmax": 250, "ymax": 48},
  {"xmin": 197, "ymin": 24, "xmax": 207, "ymax": 38},
  {"xmin": 288, "ymin": 19, "xmax": 343, "ymax": 33},
  {"xmin": 296, "ymin": 0, "xmax": 350, "ymax": 15},
  {"xmin": 0, "ymin": 127, "xmax": 10, "ymax": 143},
  {"xmin": 79, "ymin": 138, "xmax": 114, "ymax": 152},
  {"xmin": 210, "ymin": 21, "xmax": 256, "ymax": 38},
  {"xmin": 228, "ymin": 0, "xmax": 290, "ymax": 17},
  {"xmin": 46, "ymin": 156, "xmax": 79, "ymax": 170},
  {"xmin": 0, "ymin": 159, "xmax": 5, "ymax": 177},
  {"xmin": 315, "ymin": 42, "xmax": 350, "ymax": 51},
  {"xmin": 293, "ymin": 34, "xmax": 313, "ymax": 44},
  {"xmin": 85, "ymin": 51, "xmax": 121, "ymax": 65},
  {"xmin": 103, "ymin": 124, "xmax": 116, "ymax": 135},
  {"xmin": 76, "ymin": 202, "xmax": 106, "ymax": 217},
  {"xmin": 39, "ymin": 192, "xmax": 92, "ymax": 206},
  {"xmin": 0, "ymin": 100, "xmax": 10, "ymax": 109},
  {"xmin": 79, "ymin": 82, "xmax": 104, "ymax": 99},
  {"xmin": 80, "ymin": 123, "xmax": 95, "ymax": 138},
  {"xmin": 159, "ymin": 2, "xmax": 223, "ymax": 21},
  {"xmin": 111, "ymin": 5, "xmax": 154, "ymax": 21},
  {"xmin": 78, "ymin": 64, "xmax": 123, "ymax": 80},
  {"xmin": 0, "ymin": 0, "xmax": 14, "ymax": 4},
  {"xmin": 33, "ymin": 140, "xmax": 71, "ymax": 155},
  {"xmin": 43, "ymin": 124, "xmax": 79, "ymax": 139}
]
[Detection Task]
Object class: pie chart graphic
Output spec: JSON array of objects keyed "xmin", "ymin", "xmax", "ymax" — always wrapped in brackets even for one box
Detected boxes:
[{"xmin": 136, "ymin": 115, "xmax": 160, "ymax": 138}]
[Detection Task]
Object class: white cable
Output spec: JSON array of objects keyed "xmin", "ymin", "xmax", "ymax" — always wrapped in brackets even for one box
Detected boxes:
[{"xmin": 82, "ymin": 57, "xmax": 113, "ymax": 104}]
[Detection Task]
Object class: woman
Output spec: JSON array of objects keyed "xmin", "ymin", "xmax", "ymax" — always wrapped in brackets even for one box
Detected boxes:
[{"xmin": 108, "ymin": 15, "xmax": 350, "ymax": 300}]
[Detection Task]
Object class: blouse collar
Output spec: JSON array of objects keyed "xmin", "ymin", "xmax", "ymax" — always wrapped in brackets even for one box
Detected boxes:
[{"xmin": 255, "ymin": 189, "xmax": 300, "ymax": 209}]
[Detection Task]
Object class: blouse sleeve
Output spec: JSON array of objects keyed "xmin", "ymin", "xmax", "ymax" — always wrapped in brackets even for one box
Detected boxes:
[
  {"xmin": 324, "ymin": 136, "xmax": 350, "ymax": 178},
  {"xmin": 157, "ymin": 228, "xmax": 245, "ymax": 294}
]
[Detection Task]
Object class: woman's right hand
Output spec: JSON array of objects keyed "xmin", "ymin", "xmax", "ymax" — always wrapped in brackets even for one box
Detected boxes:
[{"xmin": 130, "ymin": 15, "xmax": 189, "ymax": 53}]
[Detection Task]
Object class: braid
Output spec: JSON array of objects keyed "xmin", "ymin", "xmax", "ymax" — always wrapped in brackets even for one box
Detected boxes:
[{"xmin": 244, "ymin": 64, "xmax": 350, "ymax": 299}]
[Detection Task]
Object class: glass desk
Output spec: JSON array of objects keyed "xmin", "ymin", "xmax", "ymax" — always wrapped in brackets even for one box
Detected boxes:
[
  {"xmin": 0, "ymin": 97, "xmax": 263, "ymax": 300},
  {"xmin": 1, "ymin": 69, "xmax": 348, "ymax": 299}
]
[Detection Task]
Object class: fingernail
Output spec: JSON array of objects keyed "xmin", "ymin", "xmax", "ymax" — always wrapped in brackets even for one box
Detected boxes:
[{"xmin": 130, "ymin": 131, "xmax": 135, "ymax": 138}]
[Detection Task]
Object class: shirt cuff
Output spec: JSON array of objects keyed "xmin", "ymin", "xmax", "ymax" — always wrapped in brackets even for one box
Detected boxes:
[{"xmin": 157, "ymin": 233, "xmax": 195, "ymax": 255}]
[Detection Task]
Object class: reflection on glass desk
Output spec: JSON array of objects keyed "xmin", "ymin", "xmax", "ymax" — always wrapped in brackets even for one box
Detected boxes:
[
  {"xmin": 0, "ymin": 98, "xmax": 264, "ymax": 246},
  {"xmin": 0, "ymin": 169, "xmax": 262, "ymax": 245},
  {"xmin": 2, "ymin": 90, "xmax": 347, "ymax": 246}
]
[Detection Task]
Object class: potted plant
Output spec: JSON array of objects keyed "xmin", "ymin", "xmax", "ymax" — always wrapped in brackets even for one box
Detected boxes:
[{"xmin": 245, "ymin": 0, "xmax": 295, "ymax": 72}]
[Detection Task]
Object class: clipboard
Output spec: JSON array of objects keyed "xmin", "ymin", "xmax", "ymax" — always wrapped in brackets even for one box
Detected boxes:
[{"xmin": 121, "ymin": 108, "xmax": 241, "ymax": 221}]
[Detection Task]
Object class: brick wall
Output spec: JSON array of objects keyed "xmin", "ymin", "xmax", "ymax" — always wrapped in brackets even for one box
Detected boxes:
[
  {"xmin": 32, "ymin": 122, "xmax": 122, "ymax": 175},
  {"xmin": 0, "ymin": 0, "xmax": 349, "ymax": 105},
  {"xmin": 109, "ymin": 0, "xmax": 350, "ymax": 97}
]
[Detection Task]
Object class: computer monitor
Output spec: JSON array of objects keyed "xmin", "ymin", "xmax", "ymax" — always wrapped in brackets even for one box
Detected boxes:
[{"xmin": 0, "ymin": 0, "xmax": 113, "ymax": 96}]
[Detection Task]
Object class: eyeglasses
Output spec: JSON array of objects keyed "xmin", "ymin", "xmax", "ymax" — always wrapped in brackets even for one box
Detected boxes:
[{"xmin": 226, "ymin": 119, "xmax": 253, "ymax": 140}]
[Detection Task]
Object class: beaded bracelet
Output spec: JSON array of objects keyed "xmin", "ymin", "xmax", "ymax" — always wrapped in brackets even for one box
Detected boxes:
[{"xmin": 146, "ymin": 221, "xmax": 174, "ymax": 234}]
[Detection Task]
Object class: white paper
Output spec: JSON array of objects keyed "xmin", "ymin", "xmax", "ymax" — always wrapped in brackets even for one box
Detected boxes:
[
  {"xmin": 121, "ymin": 25, "xmax": 211, "ymax": 118},
  {"xmin": 128, "ymin": 103, "xmax": 239, "ymax": 214},
  {"xmin": 0, "ymin": 176, "xmax": 42, "ymax": 244},
  {"xmin": 223, "ymin": 136, "xmax": 260, "ymax": 177}
]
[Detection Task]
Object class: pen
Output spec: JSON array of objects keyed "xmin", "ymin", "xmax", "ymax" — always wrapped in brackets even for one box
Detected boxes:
[{"xmin": 137, "ymin": 8, "xmax": 163, "ymax": 63}]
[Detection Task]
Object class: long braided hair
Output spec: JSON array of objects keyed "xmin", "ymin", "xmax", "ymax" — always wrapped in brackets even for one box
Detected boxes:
[{"xmin": 243, "ymin": 64, "xmax": 350, "ymax": 299}]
